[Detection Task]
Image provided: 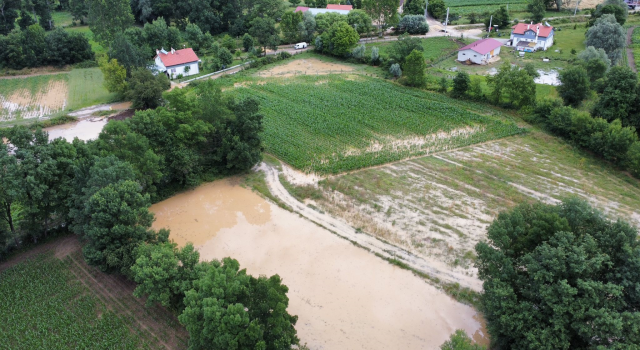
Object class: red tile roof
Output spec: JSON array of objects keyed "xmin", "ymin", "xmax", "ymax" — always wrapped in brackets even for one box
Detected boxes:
[
  {"xmin": 458, "ymin": 38, "xmax": 503, "ymax": 55},
  {"xmin": 295, "ymin": 6, "xmax": 309, "ymax": 12},
  {"xmin": 155, "ymin": 48, "xmax": 199, "ymax": 67},
  {"xmin": 326, "ymin": 4, "xmax": 353, "ymax": 10},
  {"xmin": 511, "ymin": 23, "xmax": 554, "ymax": 37}
]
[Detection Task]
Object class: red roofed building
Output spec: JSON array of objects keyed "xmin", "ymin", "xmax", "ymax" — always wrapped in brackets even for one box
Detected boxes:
[
  {"xmin": 326, "ymin": 4, "xmax": 353, "ymax": 10},
  {"xmin": 457, "ymin": 38, "xmax": 503, "ymax": 65},
  {"xmin": 294, "ymin": 6, "xmax": 309, "ymax": 12},
  {"xmin": 154, "ymin": 47, "xmax": 201, "ymax": 79},
  {"xmin": 509, "ymin": 23, "xmax": 555, "ymax": 52}
]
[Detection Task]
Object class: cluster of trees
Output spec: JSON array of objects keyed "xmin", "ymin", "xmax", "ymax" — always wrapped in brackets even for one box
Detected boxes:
[
  {"xmin": 0, "ymin": 80, "xmax": 295, "ymax": 348},
  {"xmin": 0, "ymin": 0, "xmax": 59, "ymax": 35},
  {"xmin": 449, "ymin": 62, "xmax": 537, "ymax": 109},
  {"xmin": 476, "ymin": 198, "xmax": 640, "ymax": 349},
  {"xmin": 585, "ymin": 13, "xmax": 626, "ymax": 64},
  {"xmin": 0, "ymin": 24, "xmax": 93, "ymax": 69}
]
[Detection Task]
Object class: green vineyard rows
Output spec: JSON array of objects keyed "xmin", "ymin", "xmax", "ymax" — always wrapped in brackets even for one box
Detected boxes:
[
  {"xmin": 0, "ymin": 254, "xmax": 149, "ymax": 350},
  {"xmin": 230, "ymin": 75, "xmax": 525, "ymax": 174}
]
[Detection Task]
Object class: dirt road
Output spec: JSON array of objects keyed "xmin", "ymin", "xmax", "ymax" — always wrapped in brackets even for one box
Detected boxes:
[{"xmin": 258, "ymin": 162, "xmax": 483, "ymax": 291}]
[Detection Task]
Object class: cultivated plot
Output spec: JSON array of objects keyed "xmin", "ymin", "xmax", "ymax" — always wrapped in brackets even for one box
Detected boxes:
[
  {"xmin": 0, "ymin": 74, "xmax": 68, "ymax": 121},
  {"xmin": 308, "ymin": 131, "xmax": 640, "ymax": 280},
  {"xmin": 228, "ymin": 74, "xmax": 524, "ymax": 174}
]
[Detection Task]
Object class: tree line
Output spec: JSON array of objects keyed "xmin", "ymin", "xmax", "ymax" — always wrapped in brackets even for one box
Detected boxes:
[{"xmin": 0, "ymin": 81, "xmax": 299, "ymax": 349}]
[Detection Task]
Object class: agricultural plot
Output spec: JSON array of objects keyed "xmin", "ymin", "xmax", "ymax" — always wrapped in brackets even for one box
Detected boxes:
[
  {"xmin": 228, "ymin": 75, "xmax": 524, "ymax": 174},
  {"xmin": 303, "ymin": 131, "xmax": 640, "ymax": 281},
  {"xmin": 0, "ymin": 246, "xmax": 188, "ymax": 350},
  {"xmin": 445, "ymin": 0, "xmax": 528, "ymax": 15},
  {"xmin": 0, "ymin": 74, "xmax": 68, "ymax": 121},
  {"xmin": 365, "ymin": 37, "xmax": 460, "ymax": 64},
  {"xmin": 67, "ymin": 68, "xmax": 117, "ymax": 110}
]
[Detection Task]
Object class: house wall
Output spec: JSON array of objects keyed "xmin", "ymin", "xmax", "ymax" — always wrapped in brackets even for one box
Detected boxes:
[
  {"xmin": 164, "ymin": 61, "xmax": 200, "ymax": 78},
  {"xmin": 510, "ymin": 31, "xmax": 554, "ymax": 51},
  {"xmin": 154, "ymin": 57, "xmax": 166, "ymax": 72},
  {"xmin": 458, "ymin": 49, "xmax": 499, "ymax": 64}
]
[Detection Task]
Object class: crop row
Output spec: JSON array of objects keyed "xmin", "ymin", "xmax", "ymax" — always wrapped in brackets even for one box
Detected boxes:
[
  {"xmin": 231, "ymin": 75, "xmax": 525, "ymax": 174},
  {"xmin": 0, "ymin": 254, "xmax": 148, "ymax": 350},
  {"xmin": 447, "ymin": 3, "xmax": 528, "ymax": 15},
  {"xmin": 445, "ymin": 0, "xmax": 527, "ymax": 7}
]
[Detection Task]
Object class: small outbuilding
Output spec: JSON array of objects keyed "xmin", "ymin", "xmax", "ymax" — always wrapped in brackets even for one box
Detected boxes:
[
  {"xmin": 154, "ymin": 47, "xmax": 201, "ymax": 79},
  {"xmin": 457, "ymin": 38, "xmax": 503, "ymax": 65}
]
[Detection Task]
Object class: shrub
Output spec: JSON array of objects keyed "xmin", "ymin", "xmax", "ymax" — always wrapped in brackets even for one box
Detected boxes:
[
  {"xmin": 389, "ymin": 63, "xmax": 402, "ymax": 78},
  {"xmin": 398, "ymin": 15, "xmax": 429, "ymax": 35}
]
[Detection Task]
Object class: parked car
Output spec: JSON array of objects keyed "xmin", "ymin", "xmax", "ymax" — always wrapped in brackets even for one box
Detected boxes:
[{"xmin": 294, "ymin": 42, "xmax": 308, "ymax": 49}]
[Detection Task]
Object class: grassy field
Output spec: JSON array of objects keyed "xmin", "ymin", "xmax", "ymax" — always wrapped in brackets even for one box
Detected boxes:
[
  {"xmin": 0, "ymin": 240, "xmax": 188, "ymax": 350},
  {"xmin": 364, "ymin": 37, "xmax": 461, "ymax": 64},
  {"xmin": 223, "ymin": 74, "xmax": 524, "ymax": 174},
  {"xmin": 67, "ymin": 68, "xmax": 117, "ymax": 110},
  {"xmin": 52, "ymin": 11, "xmax": 74, "ymax": 27}
]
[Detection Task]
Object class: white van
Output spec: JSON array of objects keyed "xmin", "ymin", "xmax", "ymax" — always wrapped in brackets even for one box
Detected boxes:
[{"xmin": 294, "ymin": 42, "xmax": 308, "ymax": 49}]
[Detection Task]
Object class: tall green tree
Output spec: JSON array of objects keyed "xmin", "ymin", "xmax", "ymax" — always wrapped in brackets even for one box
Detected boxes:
[
  {"xmin": 528, "ymin": 0, "xmax": 546, "ymax": 23},
  {"xmin": 82, "ymin": 180, "xmax": 161, "ymax": 276},
  {"xmin": 427, "ymin": 0, "xmax": 446, "ymax": 19},
  {"xmin": 179, "ymin": 257, "xmax": 299, "ymax": 350},
  {"xmin": 131, "ymin": 241, "xmax": 200, "ymax": 310},
  {"xmin": 0, "ymin": 0, "xmax": 21, "ymax": 35},
  {"xmin": 87, "ymin": 0, "xmax": 134, "ymax": 44},
  {"xmin": 589, "ymin": 0, "xmax": 628, "ymax": 26},
  {"xmin": 440, "ymin": 330, "xmax": 486, "ymax": 350},
  {"xmin": 557, "ymin": 66, "xmax": 590, "ymax": 107},
  {"xmin": 452, "ymin": 71, "xmax": 471, "ymax": 98},
  {"xmin": 69, "ymin": 0, "xmax": 88, "ymax": 24},
  {"xmin": 402, "ymin": 49, "xmax": 426, "ymax": 87},
  {"xmin": 585, "ymin": 14, "xmax": 626, "ymax": 64},
  {"xmin": 322, "ymin": 20, "xmax": 359, "ymax": 57},
  {"xmin": 347, "ymin": 9, "xmax": 373, "ymax": 35},
  {"xmin": 109, "ymin": 33, "xmax": 149, "ymax": 75},
  {"xmin": 281, "ymin": 11, "xmax": 303, "ymax": 44},
  {"xmin": 592, "ymin": 66, "xmax": 639, "ymax": 129},
  {"xmin": 388, "ymin": 34, "xmax": 423, "ymax": 64},
  {"xmin": 363, "ymin": 0, "xmax": 398, "ymax": 34},
  {"xmin": 249, "ymin": 17, "xmax": 280, "ymax": 55},
  {"xmin": 126, "ymin": 68, "xmax": 170, "ymax": 109},
  {"xmin": 404, "ymin": 0, "xmax": 426, "ymax": 16},
  {"xmin": 99, "ymin": 58, "xmax": 129, "ymax": 97},
  {"xmin": 476, "ymin": 198, "xmax": 640, "ymax": 350},
  {"xmin": 488, "ymin": 63, "xmax": 536, "ymax": 109},
  {"xmin": 0, "ymin": 143, "xmax": 21, "ymax": 247}
]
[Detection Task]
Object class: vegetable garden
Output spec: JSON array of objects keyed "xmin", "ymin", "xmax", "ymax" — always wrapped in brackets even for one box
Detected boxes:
[
  {"xmin": 229, "ymin": 75, "xmax": 525, "ymax": 174},
  {"xmin": 0, "ymin": 254, "xmax": 147, "ymax": 349}
]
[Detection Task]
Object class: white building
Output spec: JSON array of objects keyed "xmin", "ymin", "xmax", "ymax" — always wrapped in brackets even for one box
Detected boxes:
[
  {"xmin": 154, "ymin": 48, "xmax": 201, "ymax": 79},
  {"xmin": 509, "ymin": 23, "xmax": 555, "ymax": 52},
  {"xmin": 457, "ymin": 38, "xmax": 503, "ymax": 65}
]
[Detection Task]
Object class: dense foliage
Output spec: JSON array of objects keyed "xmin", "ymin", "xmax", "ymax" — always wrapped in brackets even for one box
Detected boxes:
[
  {"xmin": 0, "ymin": 24, "xmax": 93, "ymax": 69},
  {"xmin": 585, "ymin": 14, "xmax": 626, "ymax": 64},
  {"xmin": 402, "ymin": 49, "xmax": 426, "ymax": 87},
  {"xmin": 476, "ymin": 199, "xmax": 640, "ymax": 349}
]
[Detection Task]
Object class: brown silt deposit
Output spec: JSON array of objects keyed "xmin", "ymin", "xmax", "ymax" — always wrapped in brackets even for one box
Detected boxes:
[{"xmin": 150, "ymin": 179, "xmax": 489, "ymax": 349}]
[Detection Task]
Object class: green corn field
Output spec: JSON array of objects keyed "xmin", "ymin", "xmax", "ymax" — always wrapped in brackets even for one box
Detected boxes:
[{"xmin": 230, "ymin": 75, "xmax": 525, "ymax": 174}]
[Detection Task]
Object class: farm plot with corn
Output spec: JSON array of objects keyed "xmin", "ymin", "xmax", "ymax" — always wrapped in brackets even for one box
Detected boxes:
[
  {"xmin": 227, "ymin": 74, "xmax": 524, "ymax": 174},
  {"xmin": 0, "ymin": 74, "xmax": 68, "ymax": 121},
  {"xmin": 0, "ymin": 243, "xmax": 188, "ymax": 350}
]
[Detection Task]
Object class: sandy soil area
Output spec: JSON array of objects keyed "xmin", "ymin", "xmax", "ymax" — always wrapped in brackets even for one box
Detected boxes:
[
  {"xmin": 577, "ymin": 0, "xmax": 604, "ymax": 9},
  {"xmin": 258, "ymin": 58, "xmax": 355, "ymax": 77},
  {"xmin": 150, "ymin": 179, "xmax": 488, "ymax": 349},
  {"xmin": 0, "ymin": 80, "xmax": 68, "ymax": 121}
]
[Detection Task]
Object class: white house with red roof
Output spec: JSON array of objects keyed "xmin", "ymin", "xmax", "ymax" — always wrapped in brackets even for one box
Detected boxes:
[
  {"xmin": 457, "ymin": 38, "xmax": 503, "ymax": 65},
  {"xmin": 326, "ymin": 4, "xmax": 353, "ymax": 10},
  {"xmin": 294, "ymin": 6, "xmax": 351, "ymax": 15},
  {"xmin": 154, "ymin": 47, "xmax": 201, "ymax": 79},
  {"xmin": 510, "ymin": 23, "xmax": 554, "ymax": 52}
]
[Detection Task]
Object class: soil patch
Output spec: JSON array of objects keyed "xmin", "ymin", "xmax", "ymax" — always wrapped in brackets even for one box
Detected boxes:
[
  {"xmin": 0, "ymin": 80, "xmax": 68, "ymax": 120},
  {"xmin": 258, "ymin": 58, "xmax": 355, "ymax": 77},
  {"xmin": 45, "ymin": 117, "xmax": 108, "ymax": 142},
  {"xmin": 109, "ymin": 109, "xmax": 135, "ymax": 121},
  {"xmin": 110, "ymin": 101, "xmax": 133, "ymax": 110},
  {"xmin": 150, "ymin": 178, "xmax": 488, "ymax": 349}
]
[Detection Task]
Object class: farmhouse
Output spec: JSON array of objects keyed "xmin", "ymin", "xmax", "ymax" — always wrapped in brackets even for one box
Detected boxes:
[
  {"xmin": 509, "ymin": 22, "xmax": 554, "ymax": 52},
  {"xmin": 326, "ymin": 4, "xmax": 353, "ymax": 10},
  {"xmin": 457, "ymin": 38, "xmax": 503, "ymax": 65},
  {"xmin": 154, "ymin": 48, "xmax": 200, "ymax": 79}
]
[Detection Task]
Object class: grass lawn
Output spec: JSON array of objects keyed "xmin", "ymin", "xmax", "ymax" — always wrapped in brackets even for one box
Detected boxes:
[
  {"xmin": 218, "ymin": 73, "xmax": 523, "ymax": 174},
  {"xmin": 364, "ymin": 37, "xmax": 461, "ymax": 64},
  {"xmin": 67, "ymin": 68, "xmax": 118, "ymax": 110},
  {"xmin": 52, "ymin": 11, "xmax": 74, "ymax": 27}
]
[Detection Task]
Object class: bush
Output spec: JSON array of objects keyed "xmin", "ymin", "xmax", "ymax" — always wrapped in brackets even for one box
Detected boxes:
[
  {"xmin": 398, "ymin": 15, "xmax": 430, "ymax": 35},
  {"xmin": 452, "ymin": 71, "xmax": 471, "ymax": 98},
  {"xmin": 278, "ymin": 51, "xmax": 292, "ymax": 60},
  {"xmin": 626, "ymin": 141, "xmax": 640, "ymax": 177},
  {"xmin": 389, "ymin": 63, "xmax": 402, "ymax": 78},
  {"xmin": 590, "ymin": 119, "xmax": 638, "ymax": 164}
]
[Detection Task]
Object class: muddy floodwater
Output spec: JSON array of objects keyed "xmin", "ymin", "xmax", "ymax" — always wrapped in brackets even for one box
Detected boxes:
[
  {"xmin": 45, "ymin": 118, "xmax": 107, "ymax": 142},
  {"xmin": 150, "ymin": 179, "xmax": 489, "ymax": 349}
]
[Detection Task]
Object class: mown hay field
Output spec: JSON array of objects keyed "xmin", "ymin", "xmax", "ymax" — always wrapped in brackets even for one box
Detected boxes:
[{"xmin": 227, "ymin": 74, "xmax": 525, "ymax": 174}]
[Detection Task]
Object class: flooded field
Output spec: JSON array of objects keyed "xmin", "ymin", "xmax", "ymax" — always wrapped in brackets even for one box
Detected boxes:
[
  {"xmin": 150, "ymin": 179, "xmax": 488, "ymax": 349},
  {"xmin": 45, "ymin": 117, "xmax": 108, "ymax": 142},
  {"xmin": 308, "ymin": 132, "xmax": 640, "ymax": 280},
  {"xmin": 0, "ymin": 78, "xmax": 68, "ymax": 121}
]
